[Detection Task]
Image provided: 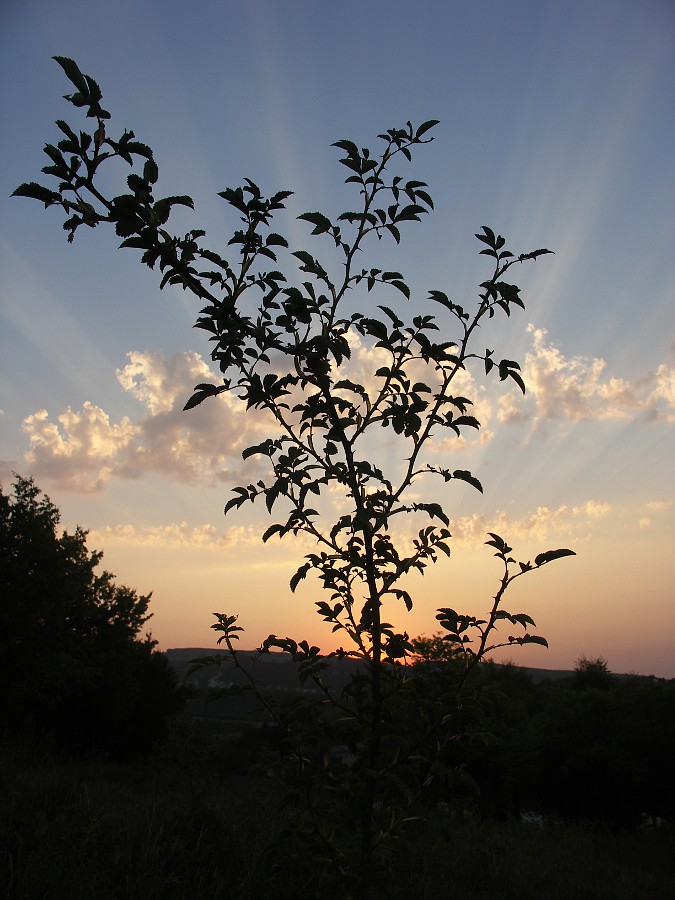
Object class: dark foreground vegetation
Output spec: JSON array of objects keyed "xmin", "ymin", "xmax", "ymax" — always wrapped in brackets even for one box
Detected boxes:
[
  {"xmin": 0, "ymin": 750, "xmax": 672, "ymax": 900},
  {"xmin": 1, "ymin": 737, "xmax": 673, "ymax": 900},
  {"xmin": 2, "ymin": 658, "xmax": 674, "ymax": 900}
]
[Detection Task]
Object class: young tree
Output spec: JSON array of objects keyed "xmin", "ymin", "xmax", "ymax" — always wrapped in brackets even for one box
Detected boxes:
[
  {"xmin": 0, "ymin": 474, "xmax": 182, "ymax": 758},
  {"xmin": 572, "ymin": 655, "xmax": 612, "ymax": 690},
  {"xmin": 15, "ymin": 57, "xmax": 575, "ymax": 894}
]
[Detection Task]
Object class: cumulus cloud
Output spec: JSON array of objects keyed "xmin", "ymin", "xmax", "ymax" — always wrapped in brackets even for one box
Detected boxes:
[
  {"xmin": 22, "ymin": 350, "xmax": 271, "ymax": 491},
  {"xmin": 639, "ymin": 499, "xmax": 674, "ymax": 528},
  {"xmin": 89, "ymin": 521, "xmax": 263, "ymax": 551},
  {"xmin": 23, "ymin": 404, "xmax": 138, "ymax": 491},
  {"xmin": 498, "ymin": 325, "xmax": 675, "ymax": 426},
  {"xmin": 648, "ymin": 363, "xmax": 675, "ymax": 419},
  {"xmin": 116, "ymin": 349, "xmax": 213, "ymax": 415}
]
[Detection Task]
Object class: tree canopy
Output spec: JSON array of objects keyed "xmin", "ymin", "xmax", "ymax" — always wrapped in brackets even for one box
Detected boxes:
[{"xmin": 0, "ymin": 474, "xmax": 182, "ymax": 758}]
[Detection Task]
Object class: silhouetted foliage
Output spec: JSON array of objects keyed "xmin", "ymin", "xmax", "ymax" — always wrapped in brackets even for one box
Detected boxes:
[
  {"xmin": 0, "ymin": 475, "xmax": 183, "ymax": 759},
  {"xmin": 401, "ymin": 650, "xmax": 675, "ymax": 830},
  {"xmin": 571, "ymin": 654, "xmax": 612, "ymax": 690},
  {"xmin": 4, "ymin": 741, "xmax": 674, "ymax": 900},
  {"xmin": 530, "ymin": 664, "xmax": 675, "ymax": 828},
  {"xmin": 15, "ymin": 57, "xmax": 579, "ymax": 896}
]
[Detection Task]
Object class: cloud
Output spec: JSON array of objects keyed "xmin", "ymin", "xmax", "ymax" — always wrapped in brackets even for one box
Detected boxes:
[
  {"xmin": 23, "ymin": 404, "xmax": 138, "ymax": 491},
  {"xmin": 445, "ymin": 499, "xmax": 612, "ymax": 547},
  {"xmin": 498, "ymin": 326, "xmax": 675, "ymax": 426},
  {"xmin": 20, "ymin": 326, "xmax": 675, "ymax": 494},
  {"xmin": 648, "ymin": 364, "xmax": 675, "ymax": 421},
  {"xmin": 116, "ymin": 349, "xmax": 212, "ymax": 415},
  {"xmin": 22, "ymin": 350, "xmax": 272, "ymax": 491},
  {"xmin": 640, "ymin": 499, "xmax": 674, "ymax": 529},
  {"xmin": 89, "ymin": 521, "xmax": 262, "ymax": 551},
  {"xmin": 87, "ymin": 497, "xmax": 613, "ymax": 557}
]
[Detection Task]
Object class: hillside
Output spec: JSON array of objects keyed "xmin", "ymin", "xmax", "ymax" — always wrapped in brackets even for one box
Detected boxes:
[{"xmin": 165, "ymin": 648, "xmax": 575, "ymax": 727}]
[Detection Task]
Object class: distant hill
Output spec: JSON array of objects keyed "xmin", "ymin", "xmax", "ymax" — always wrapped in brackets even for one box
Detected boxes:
[
  {"xmin": 165, "ymin": 648, "xmax": 576, "ymax": 727},
  {"xmin": 166, "ymin": 649, "xmax": 672, "ymax": 732},
  {"xmin": 166, "ymin": 648, "xmax": 575, "ymax": 684},
  {"xmin": 166, "ymin": 647, "xmax": 361, "ymax": 727}
]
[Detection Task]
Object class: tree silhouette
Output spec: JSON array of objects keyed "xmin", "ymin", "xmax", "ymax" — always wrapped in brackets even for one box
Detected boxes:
[
  {"xmin": 0, "ymin": 475, "xmax": 182, "ymax": 758},
  {"xmin": 572, "ymin": 655, "xmax": 612, "ymax": 690}
]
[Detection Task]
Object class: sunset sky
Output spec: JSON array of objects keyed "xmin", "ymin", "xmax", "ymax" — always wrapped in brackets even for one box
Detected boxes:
[{"xmin": 1, "ymin": 0, "xmax": 674, "ymax": 677}]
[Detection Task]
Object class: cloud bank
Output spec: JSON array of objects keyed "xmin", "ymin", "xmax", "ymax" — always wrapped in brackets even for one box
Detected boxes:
[{"xmin": 20, "ymin": 328, "xmax": 674, "ymax": 492}]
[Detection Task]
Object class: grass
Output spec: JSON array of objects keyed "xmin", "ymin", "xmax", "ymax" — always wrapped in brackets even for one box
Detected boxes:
[{"xmin": 1, "ymin": 726, "xmax": 673, "ymax": 900}]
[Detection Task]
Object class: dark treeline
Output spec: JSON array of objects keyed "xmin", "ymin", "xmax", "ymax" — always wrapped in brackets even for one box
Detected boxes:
[
  {"xmin": 408, "ymin": 652, "xmax": 675, "ymax": 830},
  {"xmin": 174, "ymin": 643, "xmax": 675, "ymax": 832}
]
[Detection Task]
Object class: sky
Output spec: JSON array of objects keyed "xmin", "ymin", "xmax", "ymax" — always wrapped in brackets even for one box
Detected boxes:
[{"xmin": 1, "ymin": 0, "xmax": 674, "ymax": 676}]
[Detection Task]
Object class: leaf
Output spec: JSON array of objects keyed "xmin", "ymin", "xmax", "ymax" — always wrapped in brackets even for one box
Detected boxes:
[
  {"xmin": 498, "ymin": 359, "xmax": 526, "ymax": 394},
  {"xmin": 183, "ymin": 383, "xmax": 225, "ymax": 410},
  {"xmin": 144, "ymin": 158, "xmax": 159, "ymax": 185},
  {"xmin": 224, "ymin": 487, "xmax": 250, "ymax": 515},
  {"xmin": 396, "ymin": 589, "xmax": 413, "ymax": 612},
  {"xmin": 298, "ymin": 211, "xmax": 332, "ymax": 235},
  {"xmin": 262, "ymin": 524, "xmax": 283, "ymax": 542},
  {"xmin": 387, "ymin": 223, "xmax": 401, "ymax": 243},
  {"xmin": 378, "ymin": 306, "xmax": 404, "ymax": 327},
  {"xmin": 453, "ymin": 416, "xmax": 480, "ymax": 430},
  {"xmin": 485, "ymin": 533, "xmax": 510, "ymax": 553},
  {"xmin": 519, "ymin": 248, "xmax": 554, "ymax": 261},
  {"xmin": 391, "ymin": 280, "xmax": 410, "ymax": 299},
  {"xmin": 266, "ymin": 232, "xmax": 288, "ymax": 247},
  {"xmin": 534, "ymin": 548, "xmax": 576, "ymax": 567},
  {"xmin": 125, "ymin": 140, "xmax": 153, "ymax": 159},
  {"xmin": 363, "ymin": 318, "xmax": 388, "ymax": 342},
  {"xmin": 428, "ymin": 290, "xmax": 449, "ymax": 305},
  {"xmin": 53, "ymin": 56, "xmax": 88, "ymax": 93},
  {"xmin": 415, "ymin": 119, "xmax": 440, "ymax": 139},
  {"xmin": 475, "ymin": 226, "xmax": 496, "ymax": 247},
  {"xmin": 270, "ymin": 189, "xmax": 293, "ymax": 206},
  {"xmin": 332, "ymin": 139, "xmax": 359, "ymax": 155},
  {"xmin": 452, "ymin": 470, "xmax": 483, "ymax": 493},
  {"xmin": 511, "ymin": 634, "xmax": 549, "ymax": 648},
  {"xmin": 242, "ymin": 439, "xmax": 275, "ymax": 460},
  {"xmin": 417, "ymin": 503, "xmax": 449, "ymax": 526},
  {"xmin": 12, "ymin": 182, "xmax": 60, "ymax": 206}
]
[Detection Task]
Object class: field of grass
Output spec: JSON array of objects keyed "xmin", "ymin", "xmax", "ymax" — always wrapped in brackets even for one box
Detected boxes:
[{"xmin": 2, "ymin": 723, "xmax": 673, "ymax": 900}]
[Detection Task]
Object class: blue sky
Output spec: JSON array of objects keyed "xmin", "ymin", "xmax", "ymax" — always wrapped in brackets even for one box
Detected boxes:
[{"xmin": 1, "ymin": 0, "xmax": 674, "ymax": 675}]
